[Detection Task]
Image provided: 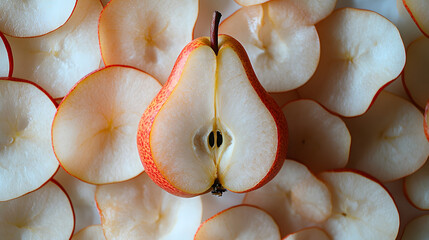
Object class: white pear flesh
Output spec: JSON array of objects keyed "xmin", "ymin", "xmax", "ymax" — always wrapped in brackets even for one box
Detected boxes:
[
  {"xmin": 95, "ymin": 173, "xmax": 202, "ymax": 240},
  {"xmin": 99, "ymin": 0, "xmax": 198, "ymax": 84},
  {"xmin": 234, "ymin": 0, "xmax": 270, "ymax": 6},
  {"xmin": 0, "ymin": 33, "xmax": 11, "ymax": 77},
  {"xmin": 219, "ymin": 1, "xmax": 320, "ymax": 92},
  {"xmin": 0, "ymin": 181, "xmax": 75, "ymax": 239},
  {"xmin": 318, "ymin": 171, "xmax": 399, "ymax": 240},
  {"xmin": 401, "ymin": 214, "xmax": 429, "ymax": 240},
  {"xmin": 276, "ymin": 0, "xmax": 337, "ymax": 24},
  {"xmin": 0, "ymin": 79, "xmax": 58, "ymax": 201},
  {"xmin": 0, "ymin": 0, "xmax": 77, "ymax": 37},
  {"xmin": 402, "ymin": 36, "xmax": 429, "ymax": 109},
  {"xmin": 282, "ymin": 99, "xmax": 351, "ymax": 172},
  {"xmin": 194, "ymin": 205, "xmax": 281, "ymax": 240},
  {"xmin": 243, "ymin": 160, "xmax": 332, "ymax": 236},
  {"xmin": 6, "ymin": 0, "xmax": 102, "ymax": 99},
  {"xmin": 297, "ymin": 8, "xmax": 406, "ymax": 117},
  {"xmin": 403, "ymin": 0, "xmax": 429, "ymax": 37},
  {"xmin": 283, "ymin": 227, "xmax": 331, "ymax": 240},
  {"xmin": 52, "ymin": 66, "xmax": 161, "ymax": 184},
  {"xmin": 344, "ymin": 91, "xmax": 429, "ymax": 182},
  {"xmin": 72, "ymin": 225, "xmax": 105, "ymax": 240},
  {"xmin": 404, "ymin": 159, "xmax": 429, "ymax": 210}
]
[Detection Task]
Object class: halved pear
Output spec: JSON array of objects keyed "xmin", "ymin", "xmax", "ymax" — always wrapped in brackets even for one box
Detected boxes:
[
  {"xmin": 6, "ymin": 0, "xmax": 102, "ymax": 99},
  {"xmin": 282, "ymin": 99, "xmax": 351, "ymax": 172},
  {"xmin": 99, "ymin": 0, "xmax": 198, "ymax": 84},
  {"xmin": 401, "ymin": 214, "xmax": 429, "ymax": 239},
  {"xmin": 95, "ymin": 173, "xmax": 202, "ymax": 240},
  {"xmin": 297, "ymin": 8, "xmax": 406, "ymax": 117},
  {"xmin": 243, "ymin": 160, "xmax": 332, "ymax": 236},
  {"xmin": 404, "ymin": 159, "xmax": 429, "ymax": 210},
  {"xmin": 0, "ymin": 181, "xmax": 75, "ymax": 239},
  {"xmin": 0, "ymin": 0, "xmax": 77, "ymax": 37},
  {"xmin": 283, "ymin": 227, "xmax": 331, "ymax": 240},
  {"xmin": 0, "ymin": 32, "xmax": 12, "ymax": 77},
  {"xmin": 0, "ymin": 78, "xmax": 59, "ymax": 201},
  {"xmin": 402, "ymin": 36, "xmax": 429, "ymax": 109},
  {"xmin": 403, "ymin": 0, "xmax": 429, "ymax": 37},
  {"xmin": 52, "ymin": 66, "xmax": 161, "ymax": 184},
  {"xmin": 194, "ymin": 205, "xmax": 281, "ymax": 240},
  {"xmin": 344, "ymin": 91, "xmax": 429, "ymax": 182},
  {"xmin": 138, "ymin": 35, "xmax": 287, "ymax": 197},
  {"xmin": 72, "ymin": 225, "xmax": 105, "ymax": 240},
  {"xmin": 219, "ymin": 0, "xmax": 320, "ymax": 92},
  {"xmin": 319, "ymin": 170, "xmax": 400, "ymax": 240}
]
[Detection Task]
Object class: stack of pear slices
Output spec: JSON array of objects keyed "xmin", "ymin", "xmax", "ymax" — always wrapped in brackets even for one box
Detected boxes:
[{"xmin": 2, "ymin": 0, "xmax": 429, "ymax": 239}]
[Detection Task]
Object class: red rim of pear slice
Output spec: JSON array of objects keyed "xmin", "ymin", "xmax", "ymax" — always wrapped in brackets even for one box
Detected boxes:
[
  {"xmin": 0, "ymin": 180, "xmax": 75, "ymax": 239},
  {"xmin": 282, "ymin": 227, "xmax": 331, "ymax": 240},
  {"xmin": 282, "ymin": 99, "xmax": 351, "ymax": 172},
  {"xmin": 403, "ymin": 0, "xmax": 429, "ymax": 37},
  {"xmin": 0, "ymin": 32, "xmax": 13, "ymax": 77},
  {"xmin": 194, "ymin": 204, "xmax": 281, "ymax": 240},
  {"xmin": 52, "ymin": 65, "xmax": 162, "ymax": 184},
  {"xmin": 401, "ymin": 214, "xmax": 429, "ymax": 239},
  {"xmin": 71, "ymin": 225, "xmax": 105, "ymax": 240},
  {"xmin": 425, "ymin": 101, "xmax": 429, "ymax": 142},
  {"xmin": 344, "ymin": 91, "xmax": 429, "ymax": 182},
  {"xmin": 98, "ymin": 0, "xmax": 198, "ymax": 85},
  {"xmin": 318, "ymin": 170, "xmax": 400, "ymax": 240},
  {"xmin": 219, "ymin": 0, "xmax": 321, "ymax": 92},
  {"xmin": 243, "ymin": 159, "xmax": 332, "ymax": 236},
  {"xmin": 404, "ymin": 158, "xmax": 429, "ymax": 210},
  {"xmin": 297, "ymin": 7, "xmax": 406, "ymax": 117},
  {"xmin": 0, "ymin": 78, "xmax": 59, "ymax": 201},
  {"xmin": 95, "ymin": 173, "xmax": 202, "ymax": 239},
  {"xmin": 0, "ymin": 0, "xmax": 77, "ymax": 38},
  {"xmin": 402, "ymin": 36, "xmax": 429, "ymax": 109},
  {"xmin": 5, "ymin": 0, "xmax": 102, "ymax": 99}
]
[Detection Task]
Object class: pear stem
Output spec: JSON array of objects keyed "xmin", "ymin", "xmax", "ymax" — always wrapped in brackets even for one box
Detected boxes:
[{"xmin": 211, "ymin": 11, "xmax": 222, "ymax": 55}]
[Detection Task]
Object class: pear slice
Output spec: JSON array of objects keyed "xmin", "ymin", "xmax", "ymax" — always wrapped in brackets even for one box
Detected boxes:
[
  {"xmin": 72, "ymin": 225, "xmax": 105, "ymax": 240},
  {"xmin": 0, "ymin": 181, "xmax": 75, "ymax": 239},
  {"xmin": 283, "ymin": 227, "xmax": 331, "ymax": 240},
  {"xmin": 318, "ymin": 170, "xmax": 400, "ymax": 240},
  {"xmin": 99, "ymin": 0, "xmax": 198, "ymax": 84},
  {"xmin": 402, "ymin": 36, "xmax": 429, "ymax": 109},
  {"xmin": 403, "ymin": 0, "xmax": 429, "ymax": 37},
  {"xmin": 401, "ymin": 214, "xmax": 429, "ymax": 239},
  {"xmin": 219, "ymin": 0, "xmax": 320, "ymax": 92},
  {"xmin": 52, "ymin": 66, "xmax": 161, "ymax": 184},
  {"xmin": 404, "ymin": 159, "xmax": 429, "ymax": 210},
  {"xmin": 234, "ymin": 0, "xmax": 270, "ymax": 6},
  {"xmin": 297, "ymin": 8, "xmax": 406, "ymax": 117},
  {"xmin": 194, "ymin": 205, "xmax": 281, "ymax": 240},
  {"xmin": 344, "ymin": 91, "xmax": 429, "ymax": 182},
  {"xmin": 138, "ymin": 35, "xmax": 287, "ymax": 197},
  {"xmin": 282, "ymin": 99, "xmax": 351, "ymax": 172},
  {"xmin": 95, "ymin": 173, "xmax": 202, "ymax": 240},
  {"xmin": 243, "ymin": 160, "xmax": 332, "ymax": 236},
  {"xmin": 0, "ymin": 0, "xmax": 77, "ymax": 37},
  {"xmin": 0, "ymin": 32, "xmax": 12, "ymax": 77},
  {"xmin": 0, "ymin": 78, "xmax": 58, "ymax": 201},
  {"xmin": 6, "ymin": 0, "xmax": 102, "ymax": 99}
]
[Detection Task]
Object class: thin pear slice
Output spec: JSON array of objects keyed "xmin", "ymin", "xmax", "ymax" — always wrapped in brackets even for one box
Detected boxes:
[
  {"xmin": 219, "ymin": 1, "xmax": 320, "ymax": 92},
  {"xmin": 404, "ymin": 159, "xmax": 429, "ymax": 210},
  {"xmin": 297, "ymin": 8, "xmax": 406, "ymax": 117},
  {"xmin": 403, "ymin": 0, "xmax": 429, "ymax": 37},
  {"xmin": 282, "ymin": 99, "xmax": 350, "ymax": 172},
  {"xmin": 194, "ymin": 205, "xmax": 281, "ymax": 240},
  {"xmin": 234, "ymin": 0, "xmax": 270, "ymax": 6},
  {"xmin": 6, "ymin": 0, "xmax": 102, "ymax": 99},
  {"xmin": 0, "ymin": 181, "xmax": 75, "ymax": 239},
  {"xmin": 401, "ymin": 214, "xmax": 429, "ymax": 240},
  {"xmin": 403, "ymin": 36, "xmax": 429, "ymax": 109},
  {"xmin": 344, "ymin": 91, "xmax": 429, "ymax": 182},
  {"xmin": 318, "ymin": 170, "xmax": 400, "ymax": 240},
  {"xmin": 99, "ymin": 0, "xmax": 198, "ymax": 85},
  {"xmin": 283, "ymin": 227, "xmax": 331, "ymax": 240},
  {"xmin": 138, "ymin": 35, "xmax": 287, "ymax": 197},
  {"xmin": 243, "ymin": 160, "xmax": 332, "ymax": 236},
  {"xmin": 52, "ymin": 66, "xmax": 161, "ymax": 184},
  {"xmin": 0, "ymin": 32, "xmax": 12, "ymax": 77},
  {"xmin": 95, "ymin": 173, "xmax": 202, "ymax": 240},
  {"xmin": 0, "ymin": 78, "xmax": 58, "ymax": 201},
  {"xmin": 72, "ymin": 225, "xmax": 105, "ymax": 240},
  {"xmin": 0, "ymin": 0, "xmax": 77, "ymax": 37}
]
